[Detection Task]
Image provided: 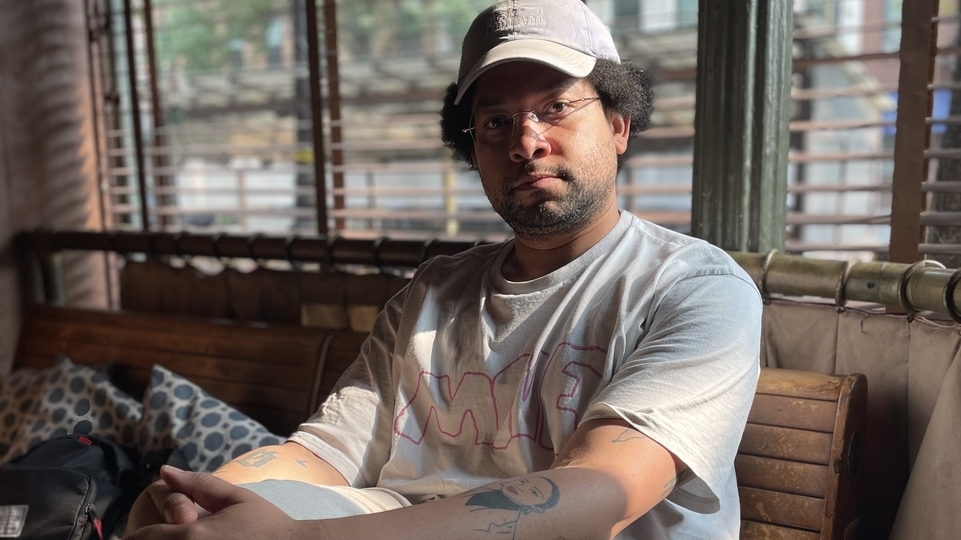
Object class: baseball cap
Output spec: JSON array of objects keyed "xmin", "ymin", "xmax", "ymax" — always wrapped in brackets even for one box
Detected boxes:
[{"xmin": 454, "ymin": 0, "xmax": 620, "ymax": 105}]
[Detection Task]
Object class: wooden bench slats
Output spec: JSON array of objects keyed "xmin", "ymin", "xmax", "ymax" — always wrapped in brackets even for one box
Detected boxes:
[
  {"xmin": 739, "ymin": 370, "xmax": 866, "ymax": 539},
  {"xmin": 739, "ymin": 486, "xmax": 825, "ymax": 532},
  {"xmin": 119, "ymin": 367, "xmax": 312, "ymax": 413},
  {"xmin": 113, "ymin": 366, "xmax": 312, "ymax": 437},
  {"xmin": 14, "ymin": 307, "xmax": 339, "ymax": 436},
  {"xmin": 738, "ymin": 423, "xmax": 833, "ymax": 465},
  {"xmin": 318, "ymin": 332, "xmax": 368, "ymax": 396},
  {"xmin": 19, "ymin": 319, "xmax": 324, "ymax": 369},
  {"xmin": 25, "ymin": 305, "xmax": 312, "ymax": 338},
  {"xmin": 747, "ymin": 395, "xmax": 838, "ymax": 433},
  {"xmin": 180, "ymin": 375, "xmax": 311, "ymax": 413},
  {"xmin": 740, "ymin": 520, "xmax": 820, "ymax": 540},
  {"xmin": 735, "ymin": 455, "xmax": 829, "ymax": 498},
  {"xmin": 17, "ymin": 340, "xmax": 317, "ymax": 393},
  {"xmin": 754, "ymin": 369, "xmax": 843, "ymax": 401}
]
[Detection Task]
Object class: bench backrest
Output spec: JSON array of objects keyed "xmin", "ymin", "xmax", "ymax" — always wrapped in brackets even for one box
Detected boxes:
[
  {"xmin": 740, "ymin": 368, "xmax": 866, "ymax": 540},
  {"xmin": 14, "ymin": 305, "xmax": 365, "ymax": 435}
]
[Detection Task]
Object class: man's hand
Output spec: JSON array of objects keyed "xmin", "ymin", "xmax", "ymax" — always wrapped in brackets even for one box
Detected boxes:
[
  {"xmin": 125, "ymin": 466, "xmax": 314, "ymax": 540},
  {"xmin": 123, "ymin": 442, "xmax": 345, "ymax": 538},
  {"xmin": 123, "ymin": 476, "xmax": 206, "ymax": 538}
]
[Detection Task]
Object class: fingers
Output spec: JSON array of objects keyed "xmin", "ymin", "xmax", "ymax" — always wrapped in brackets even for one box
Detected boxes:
[
  {"xmin": 160, "ymin": 465, "xmax": 250, "ymax": 514},
  {"xmin": 162, "ymin": 492, "xmax": 200, "ymax": 524},
  {"xmin": 125, "ymin": 523, "xmax": 188, "ymax": 540}
]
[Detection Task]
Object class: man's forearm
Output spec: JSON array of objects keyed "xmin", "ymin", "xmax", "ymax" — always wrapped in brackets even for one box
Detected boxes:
[
  {"xmin": 213, "ymin": 442, "xmax": 348, "ymax": 487},
  {"xmin": 295, "ymin": 467, "xmax": 636, "ymax": 540}
]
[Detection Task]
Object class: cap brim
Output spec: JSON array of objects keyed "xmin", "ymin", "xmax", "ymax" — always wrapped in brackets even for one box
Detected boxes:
[{"xmin": 454, "ymin": 39, "xmax": 597, "ymax": 105}]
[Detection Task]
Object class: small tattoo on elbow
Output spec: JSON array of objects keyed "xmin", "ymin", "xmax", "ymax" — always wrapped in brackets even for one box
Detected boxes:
[
  {"xmin": 660, "ymin": 476, "xmax": 677, "ymax": 498},
  {"xmin": 676, "ymin": 467, "xmax": 695, "ymax": 485},
  {"xmin": 662, "ymin": 468, "xmax": 695, "ymax": 498},
  {"xmin": 237, "ymin": 449, "xmax": 278, "ymax": 468},
  {"xmin": 611, "ymin": 429, "xmax": 648, "ymax": 443}
]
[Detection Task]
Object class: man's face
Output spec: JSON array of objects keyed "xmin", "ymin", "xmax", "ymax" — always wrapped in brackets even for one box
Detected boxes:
[{"xmin": 469, "ymin": 62, "xmax": 629, "ymax": 242}]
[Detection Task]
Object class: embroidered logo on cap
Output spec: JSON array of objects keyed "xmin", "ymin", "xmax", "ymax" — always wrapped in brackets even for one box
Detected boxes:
[{"xmin": 486, "ymin": 6, "xmax": 544, "ymax": 35}]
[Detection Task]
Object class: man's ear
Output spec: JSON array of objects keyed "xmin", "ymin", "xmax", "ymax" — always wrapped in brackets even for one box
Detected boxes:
[{"xmin": 611, "ymin": 115, "xmax": 630, "ymax": 155}]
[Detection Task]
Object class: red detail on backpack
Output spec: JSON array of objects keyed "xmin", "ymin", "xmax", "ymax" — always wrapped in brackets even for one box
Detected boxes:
[
  {"xmin": 78, "ymin": 436, "xmax": 92, "ymax": 445},
  {"xmin": 93, "ymin": 517, "xmax": 104, "ymax": 540}
]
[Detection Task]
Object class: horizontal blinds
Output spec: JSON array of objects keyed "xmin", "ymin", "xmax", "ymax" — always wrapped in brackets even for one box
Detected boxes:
[
  {"xmin": 922, "ymin": 8, "xmax": 961, "ymax": 264},
  {"xmin": 94, "ymin": 0, "xmax": 955, "ymax": 261}
]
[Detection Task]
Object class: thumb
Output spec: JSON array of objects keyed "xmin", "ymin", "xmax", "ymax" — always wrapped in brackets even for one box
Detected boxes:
[{"xmin": 159, "ymin": 465, "xmax": 250, "ymax": 514}]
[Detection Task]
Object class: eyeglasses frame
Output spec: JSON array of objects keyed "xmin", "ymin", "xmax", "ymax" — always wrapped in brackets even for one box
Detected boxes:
[{"xmin": 461, "ymin": 96, "xmax": 603, "ymax": 145}]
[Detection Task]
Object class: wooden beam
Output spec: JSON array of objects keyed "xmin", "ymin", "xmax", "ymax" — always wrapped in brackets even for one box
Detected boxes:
[{"xmin": 889, "ymin": 0, "xmax": 938, "ymax": 263}]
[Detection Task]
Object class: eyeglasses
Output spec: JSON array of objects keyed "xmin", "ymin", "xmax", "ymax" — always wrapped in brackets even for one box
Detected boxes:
[{"xmin": 462, "ymin": 96, "xmax": 602, "ymax": 147}]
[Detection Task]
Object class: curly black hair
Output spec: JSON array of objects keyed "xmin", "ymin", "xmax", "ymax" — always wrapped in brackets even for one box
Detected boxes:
[{"xmin": 439, "ymin": 59, "xmax": 653, "ymax": 169}]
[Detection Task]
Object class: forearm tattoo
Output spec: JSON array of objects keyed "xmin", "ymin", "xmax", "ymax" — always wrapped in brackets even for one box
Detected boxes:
[
  {"xmin": 611, "ymin": 428, "xmax": 648, "ymax": 444},
  {"xmin": 463, "ymin": 476, "xmax": 561, "ymax": 539}
]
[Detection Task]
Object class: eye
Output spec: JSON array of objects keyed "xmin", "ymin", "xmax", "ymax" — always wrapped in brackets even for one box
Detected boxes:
[
  {"xmin": 482, "ymin": 115, "xmax": 511, "ymax": 130},
  {"xmin": 543, "ymin": 100, "xmax": 570, "ymax": 116}
]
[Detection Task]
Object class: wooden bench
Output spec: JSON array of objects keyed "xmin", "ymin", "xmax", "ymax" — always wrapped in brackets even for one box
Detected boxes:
[
  {"xmin": 738, "ymin": 369, "xmax": 866, "ymax": 540},
  {"xmin": 14, "ymin": 305, "xmax": 365, "ymax": 436},
  {"xmin": 13, "ymin": 306, "xmax": 865, "ymax": 538}
]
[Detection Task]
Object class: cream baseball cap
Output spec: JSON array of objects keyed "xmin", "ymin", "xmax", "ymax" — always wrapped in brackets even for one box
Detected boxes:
[{"xmin": 454, "ymin": 0, "xmax": 620, "ymax": 105}]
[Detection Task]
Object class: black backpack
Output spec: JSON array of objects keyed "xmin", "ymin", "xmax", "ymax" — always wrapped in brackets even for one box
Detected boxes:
[{"xmin": 0, "ymin": 435, "xmax": 147, "ymax": 540}]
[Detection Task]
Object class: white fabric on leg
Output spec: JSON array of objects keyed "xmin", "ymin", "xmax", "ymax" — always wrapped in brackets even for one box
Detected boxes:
[{"xmin": 239, "ymin": 480, "xmax": 410, "ymax": 520}]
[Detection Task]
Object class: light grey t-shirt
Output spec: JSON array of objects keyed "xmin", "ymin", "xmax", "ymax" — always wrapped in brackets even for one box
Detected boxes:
[{"xmin": 291, "ymin": 211, "xmax": 762, "ymax": 539}]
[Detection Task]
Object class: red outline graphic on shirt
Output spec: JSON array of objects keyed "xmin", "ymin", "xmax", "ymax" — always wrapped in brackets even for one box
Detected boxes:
[{"xmin": 393, "ymin": 342, "xmax": 606, "ymax": 451}]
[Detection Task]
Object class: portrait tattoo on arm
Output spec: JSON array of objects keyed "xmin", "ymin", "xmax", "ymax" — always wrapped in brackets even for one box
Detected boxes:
[{"xmin": 464, "ymin": 477, "xmax": 561, "ymax": 539}]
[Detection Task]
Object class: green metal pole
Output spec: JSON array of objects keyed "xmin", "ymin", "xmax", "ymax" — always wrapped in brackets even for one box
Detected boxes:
[{"xmin": 691, "ymin": 0, "xmax": 791, "ymax": 253}]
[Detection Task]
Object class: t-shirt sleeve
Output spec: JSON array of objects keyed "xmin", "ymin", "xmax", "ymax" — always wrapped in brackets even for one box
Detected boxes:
[
  {"xmin": 288, "ymin": 288, "xmax": 406, "ymax": 488},
  {"xmin": 583, "ymin": 269, "xmax": 762, "ymax": 513}
]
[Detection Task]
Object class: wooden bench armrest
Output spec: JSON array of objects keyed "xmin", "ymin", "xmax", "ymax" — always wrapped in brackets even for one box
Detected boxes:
[{"xmin": 738, "ymin": 368, "xmax": 867, "ymax": 540}]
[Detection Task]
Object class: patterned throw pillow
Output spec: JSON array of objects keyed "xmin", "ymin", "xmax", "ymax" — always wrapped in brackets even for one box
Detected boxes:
[
  {"xmin": 137, "ymin": 365, "xmax": 283, "ymax": 472},
  {"xmin": 0, "ymin": 367, "xmax": 48, "ymax": 465},
  {"xmin": 1, "ymin": 357, "xmax": 143, "ymax": 465}
]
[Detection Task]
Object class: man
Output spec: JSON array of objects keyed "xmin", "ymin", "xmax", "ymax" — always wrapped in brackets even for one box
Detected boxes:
[{"xmin": 125, "ymin": 0, "xmax": 762, "ymax": 538}]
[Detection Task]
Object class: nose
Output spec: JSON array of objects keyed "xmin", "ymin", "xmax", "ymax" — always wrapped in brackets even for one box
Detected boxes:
[{"xmin": 508, "ymin": 114, "xmax": 551, "ymax": 163}]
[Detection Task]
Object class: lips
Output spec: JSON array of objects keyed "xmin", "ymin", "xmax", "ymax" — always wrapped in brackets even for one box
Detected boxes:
[
  {"xmin": 507, "ymin": 486, "xmax": 518, "ymax": 494},
  {"xmin": 511, "ymin": 173, "xmax": 561, "ymax": 191}
]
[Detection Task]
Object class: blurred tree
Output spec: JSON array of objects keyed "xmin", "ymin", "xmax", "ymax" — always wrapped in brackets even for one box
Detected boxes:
[
  {"xmin": 154, "ymin": 0, "xmax": 282, "ymax": 72},
  {"xmin": 340, "ymin": 0, "xmax": 488, "ymax": 60}
]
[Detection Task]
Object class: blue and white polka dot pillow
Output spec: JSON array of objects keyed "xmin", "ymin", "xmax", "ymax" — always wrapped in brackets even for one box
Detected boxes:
[
  {"xmin": 137, "ymin": 365, "xmax": 283, "ymax": 472},
  {"xmin": 0, "ymin": 357, "xmax": 142, "ymax": 465},
  {"xmin": 0, "ymin": 367, "xmax": 48, "ymax": 464}
]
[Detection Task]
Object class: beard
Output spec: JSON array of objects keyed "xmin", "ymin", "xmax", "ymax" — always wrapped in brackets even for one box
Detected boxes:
[{"xmin": 488, "ymin": 163, "xmax": 614, "ymax": 242}]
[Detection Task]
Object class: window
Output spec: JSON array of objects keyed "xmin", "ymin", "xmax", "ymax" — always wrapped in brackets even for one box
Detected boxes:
[{"xmin": 86, "ymin": 0, "xmax": 961, "ymax": 263}]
